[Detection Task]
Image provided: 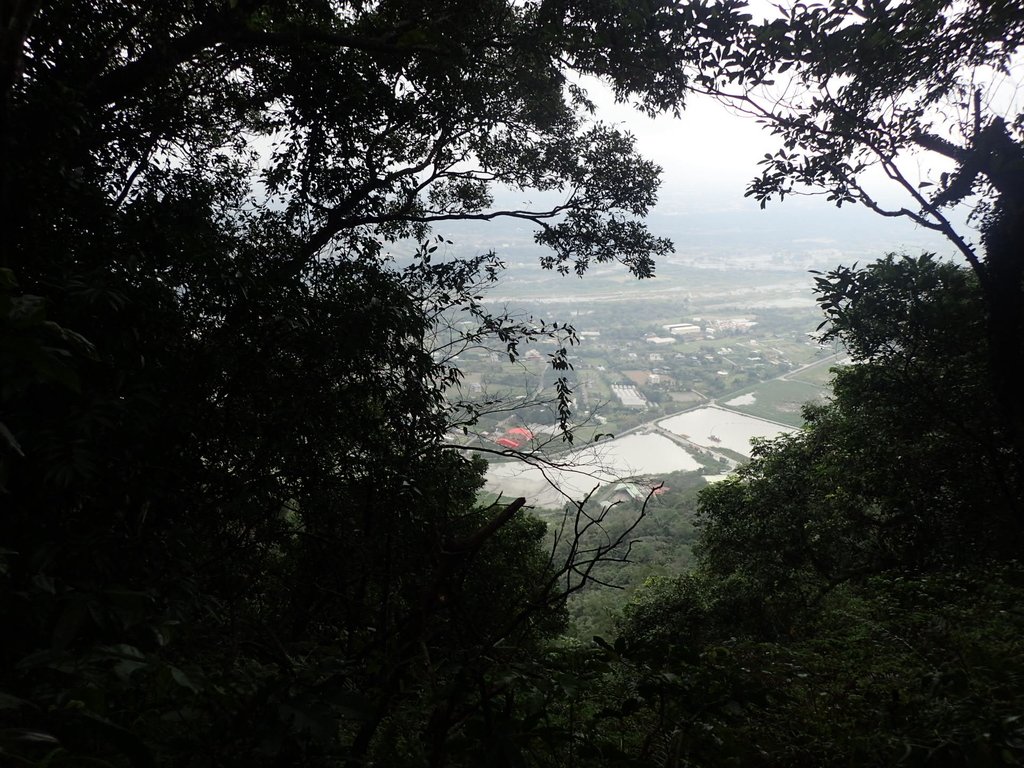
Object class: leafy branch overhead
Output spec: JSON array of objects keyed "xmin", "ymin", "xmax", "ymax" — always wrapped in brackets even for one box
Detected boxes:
[
  {"xmin": 0, "ymin": 0, "xmax": 706, "ymax": 283},
  {"xmin": 689, "ymin": 2, "xmax": 1024, "ymax": 274},
  {"xmin": 681, "ymin": 0, "xmax": 1024, "ymax": 443}
]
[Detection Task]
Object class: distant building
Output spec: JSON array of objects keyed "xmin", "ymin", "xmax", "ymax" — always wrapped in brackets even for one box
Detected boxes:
[
  {"xmin": 604, "ymin": 482, "xmax": 647, "ymax": 505},
  {"xmin": 603, "ymin": 481, "xmax": 669, "ymax": 507},
  {"xmin": 646, "ymin": 336, "xmax": 676, "ymax": 345},
  {"xmin": 611, "ymin": 384, "xmax": 647, "ymax": 408},
  {"xmin": 666, "ymin": 323, "xmax": 702, "ymax": 338},
  {"xmin": 717, "ymin": 318, "xmax": 758, "ymax": 333}
]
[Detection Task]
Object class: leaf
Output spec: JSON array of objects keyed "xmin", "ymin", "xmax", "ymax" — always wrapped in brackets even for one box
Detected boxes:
[
  {"xmin": 114, "ymin": 658, "xmax": 149, "ymax": 681},
  {"xmin": 0, "ymin": 422, "xmax": 24, "ymax": 457},
  {"xmin": 76, "ymin": 711, "xmax": 155, "ymax": 768},
  {"xmin": 0, "ymin": 692, "xmax": 31, "ymax": 710},
  {"xmin": 31, "ymin": 573, "xmax": 56, "ymax": 595},
  {"xmin": 0, "ymin": 268, "xmax": 18, "ymax": 290},
  {"xmin": 51, "ymin": 598, "xmax": 89, "ymax": 650},
  {"xmin": 0, "ymin": 728, "xmax": 60, "ymax": 744},
  {"xmin": 169, "ymin": 666, "xmax": 200, "ymax": 693}
]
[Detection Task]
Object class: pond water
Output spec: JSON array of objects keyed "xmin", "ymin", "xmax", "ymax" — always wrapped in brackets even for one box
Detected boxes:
[
  {"xmin": 484, "ymin": 433, "xmax": 701, "ymax": 508},
  {"xmin": 658, "ymin": 405, "xmax": 798, "ymax": 457}
]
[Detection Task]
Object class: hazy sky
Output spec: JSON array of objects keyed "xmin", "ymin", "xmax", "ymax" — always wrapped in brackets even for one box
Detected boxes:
[
  {"xmin": 461, "ymin": 79, "xmax": 971, "ymax": 270},
  {"xmin": 585, "ymin": 80, "xmax": 975, "ymax": 262},
  {"xmin": 444, "ymin": 0, "xmax": 1011, "ymax": 271}
]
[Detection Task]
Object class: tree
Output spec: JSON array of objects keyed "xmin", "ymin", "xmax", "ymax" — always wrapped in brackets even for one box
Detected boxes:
[
  {"xmin": 605, "ymin": 255, "xmax": 1024, "ymax": 767},
  {"xmin": 0, "ymin": 1, "xmax": 725, "ymax": 765},
  {"xmin": 555, "ymin": 6, "xmax": 1024, "ymax": 761},
  {"xmin": 0, "ymin": 0, "xmax": 697, "ymax": 278},
  {"xmin": 687, "ymin": 0, "xmax": 1024, "ymax": 441},
  {"xmin": 696, "ymin": 255, "xmax": 1022, "ymax": 602}
]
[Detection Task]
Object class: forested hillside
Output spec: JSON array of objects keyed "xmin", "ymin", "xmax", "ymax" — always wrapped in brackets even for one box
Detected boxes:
[{"xmin": 2, "ymin": 1, "xmax": 1023, "ymax": 766}]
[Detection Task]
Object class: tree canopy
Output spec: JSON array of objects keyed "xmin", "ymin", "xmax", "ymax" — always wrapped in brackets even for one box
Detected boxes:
[
  {"xmin": 4, "ymin": 1, "xmax": 1024, "ymax": 766},
  {"xmin": 0, "ymin": 1, "xmax": 704, "ymax": 764},
  {"xmin": 605, "ymin": 253, "xmax": 1024, "ymax": 766},
  {"xmin": 693, "ymin": 0, "xmax": 1024, "ymax": 436}
]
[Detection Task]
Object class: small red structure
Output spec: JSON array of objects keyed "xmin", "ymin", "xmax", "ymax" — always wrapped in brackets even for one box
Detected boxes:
[
  {"xmin": 506, "ymin": 427, "xmax": 534, "ymax": 439},
  {"xmin": 496, "ymin": 437, "xmax": 520, "ymax": 449}
]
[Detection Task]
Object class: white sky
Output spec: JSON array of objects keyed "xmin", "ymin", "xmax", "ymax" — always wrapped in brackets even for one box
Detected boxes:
[
  {"xmin": 585, "ymin": 78, "xmax": 977, "ymax": 261},
  {"xmin": 591, "ymin": 85, "xmax": 780, "ymax": 210},
  {"xmin": 450, "ymin": 0, "xmax": 1023, "ymax": 269}
]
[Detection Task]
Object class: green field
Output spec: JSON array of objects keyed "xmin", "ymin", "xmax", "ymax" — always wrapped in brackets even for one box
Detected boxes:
[
  {"xmin": 720, "ymin": 378, "xmax": 828, "ymax": 426},
  {"xmin": 788, "ymin": 356, "xmax": 850, "ymax": 386}
]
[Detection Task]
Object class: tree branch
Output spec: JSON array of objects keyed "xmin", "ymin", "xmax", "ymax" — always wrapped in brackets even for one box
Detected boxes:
[
  {"xmin": 696, "ymin": 85, "xmax": 985, "ymax": 277},
  {"xmin": 444, "ymin": 497, "xmax": 526, "ymax": 555},
  {"xmin": 88, "ymin": 14, "xmax": 449, "ymax": 108}
]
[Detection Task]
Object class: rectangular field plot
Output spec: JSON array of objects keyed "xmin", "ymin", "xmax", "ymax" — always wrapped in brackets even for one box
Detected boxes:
[
  {"xmin": 720, "ymin": 378, "xmax": 828, "ymax": 426},
  {"xmin": 658, "ymin": 405, "xmax": 798, "ymax": 457}
]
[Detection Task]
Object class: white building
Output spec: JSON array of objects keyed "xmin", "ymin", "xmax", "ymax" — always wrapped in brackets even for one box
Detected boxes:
[
  {"xmin": 611, "ymin": 384, "xmax": 647, "ymax": 408},
  {"xmin": 667, "ymin": 323, "xmax": 702, "ymax": 338}
]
